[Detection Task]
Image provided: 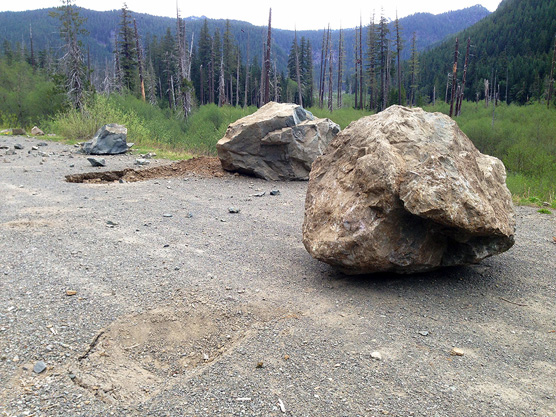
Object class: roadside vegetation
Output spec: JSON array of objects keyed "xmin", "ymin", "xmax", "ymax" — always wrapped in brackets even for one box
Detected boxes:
[{"xmin": 1, "ymin": 57, "xmax": 555, "ymax": 206}]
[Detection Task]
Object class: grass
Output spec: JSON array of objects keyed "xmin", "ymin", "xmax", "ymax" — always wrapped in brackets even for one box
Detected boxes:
[
  {"xmin": 537, "ymin": 208, "xmax": 552, "ymax": 214},
  {"xmin": 424, "ymin": 101, "xmax": 556, "ymax": 202},
  {"xmin": 307, "ymin": 106, "xmax": 374, "ymax": 129},
  {"xmin": 42, "ymin": 93, "xmax": 556, "ymax": 203},
  {"xmin": 45, "ymin": 95, "xmax": 257, "ymax": 157}
]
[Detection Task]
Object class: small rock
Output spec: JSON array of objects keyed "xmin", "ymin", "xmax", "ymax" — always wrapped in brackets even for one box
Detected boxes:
[
  {"xmin": 31, "ymin": 126, "xmax": 45, "ymax": 136},
  {"xmin": 228, "ymin": 207, "xmax": 240, "ymax": 213},
  {"xmin": 256, "ymin": 361, "xmax": 264, "ymax": 368},
  {"xmin": 186, "ymin": 212, "xmax": 193, "ymax": 218},
  {"xmin": 253, "ymin": 192, "xmax": 266, "ymax": 197},
  {"xmin": 66, "ymin": 290, "xmax": 77, "ymax": 296},
  {"xmin": 5, "ymin": 149, "xmax": 16, "ymax": 155},
  {"xmin": 135, "ymin": 158, "xmax": 150, "ymax": 166},
  {"xmin": 31, "ymin": 146, "xmax": 39, "ymax": 151},
  {"xmin": 418, "ymin": 330, "xmax": 429, "ymax": 336},
  {"xmin": 69, "ymin": 164, "xmax": 75, "ymax": 168},
  {"xmin": 33, "ymin": 361, "xmax": 47, "ymax": 374},
  {"xmin": 14, "ymin": 144, "xmax": 24, "ymax": 150},
  {"xmin": 450, "ymin": 348, "xmax": 465, "ymax": 356},
  {"xmin": 163, "ymin": 213, "xmax": 173, "ymax": 218},
  {"xmin": 37, "ymin": 142, "xmax": 48, "ymax": 146},
  {"xmin": 12, "ymin": 128, "xmax": 26, "ymax": 135},
  {"xmin": 270, "ymin": 189, "xmax": 280, "ymax": 196},
  {"xmin": 370, "ymin": 351, "xmax": 382, "ymax": 361},
  {"xmin": 87, "ymin": 157, "xmax": 106, "ymax": 167},
  {"xmin": 106, "ymin": 220, "xmax": 119, "ymax": 227},
  {"xmin": 12, "ymin": 355, "xmax": 20, "ymax": 362}
]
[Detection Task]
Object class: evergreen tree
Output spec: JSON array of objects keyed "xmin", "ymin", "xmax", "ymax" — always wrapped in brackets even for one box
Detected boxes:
[
  {"xmin": 301, "ymin": 38, "xmax": 314, "ymax": 107},
  {"xmin": 49, "ymin": 0, "xmax": 88, "ymax": 109},
  {"xmin": 117, "ymin": 4, "xmax": 138, "ymax": 93}
]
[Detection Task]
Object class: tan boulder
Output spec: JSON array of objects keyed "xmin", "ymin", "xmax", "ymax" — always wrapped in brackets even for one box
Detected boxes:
[
  {"xmin": 31, "ymin": 126, "xmax": 44, "ymax": 136},
  {"xmin": 216, "ymin": 102, "xmax": 340, "ymax": 180},
  {"xmin": 302, "ymin": 105, "xmax": 515, "ymax": 274}
]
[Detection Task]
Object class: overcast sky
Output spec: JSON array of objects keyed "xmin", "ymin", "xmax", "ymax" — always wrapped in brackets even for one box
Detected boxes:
[{"xmin": 1, "ymin": 0, "xmax": 503, "ymax": 30}]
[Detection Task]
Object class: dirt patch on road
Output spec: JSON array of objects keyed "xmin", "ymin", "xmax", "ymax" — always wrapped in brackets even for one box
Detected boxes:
[
  {"xmin": 71, "ymin": 301, "xmax": 276, "ymax": 404},
  {"xmin": 65, "ymin": 156, "xmax": 230, "ymax": 183}
]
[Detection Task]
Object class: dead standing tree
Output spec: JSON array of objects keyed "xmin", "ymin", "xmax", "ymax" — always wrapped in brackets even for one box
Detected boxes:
[
  {"xmin": 263, "ymin": 8, "xmax": 272, "ymax": 105},
  {"xmin": 359, "ymin": 17, "xmax": 364, "ymax": 110},
  {"xmin": 449, "ymin": 37, "xmax": 459, "ymax": 117},
  {"xmin": 318, "ymin": 29, "xmax": 325, "ymax": 108},
  {"xmin": 133, "ymin": 18, "xmax": 145, "ymax": 101},
  {"xmin": 50, "ymin": 0, "xmax": 88, "ymax": 110},
  {"xmin": 337, "ymin": 28, "xmax": 343, "ymax": 109},
  {"xmin": 328, "ymin": 31, "xmax": 333, "ymax": 112},
  {"xmin": 456, "ymin": 37, "xmax": 471, "ymax": 116},
  {"xmin": 394, "ymin": 13, "xmax": 403, "ymax": 105},
  {"xmin": 547, "ymin": 34, "xmax": 556, "ymax": 108}
]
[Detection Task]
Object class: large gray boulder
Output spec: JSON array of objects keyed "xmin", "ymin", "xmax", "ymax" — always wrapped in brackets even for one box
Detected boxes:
[
  {"xmin": 302, "ymin": 105, "xmax": 516, "ymax": 275},
  {"xmin": 216, "ymin": 102, "xmax": 340, "ymax": 180},
  {"xmin": 82, "ymin": 124, "xmax": 129, "ymax": 155}
]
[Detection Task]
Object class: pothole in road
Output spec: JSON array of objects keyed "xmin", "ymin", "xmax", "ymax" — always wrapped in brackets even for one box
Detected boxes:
[
  {"xmin": 65, "ymin": 157, "xmax": 228, "ymax": 183},
  {"xmin": 71, "ymin": 301, "xmax": 274, "ymax": 404}
]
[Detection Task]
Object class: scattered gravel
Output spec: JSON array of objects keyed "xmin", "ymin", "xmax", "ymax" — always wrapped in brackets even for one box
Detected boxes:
[{"xmin": 1, "ymin": 135, "xmax": 555, "ymax": 417}]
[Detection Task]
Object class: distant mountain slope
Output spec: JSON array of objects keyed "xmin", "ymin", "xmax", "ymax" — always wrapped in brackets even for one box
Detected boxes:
[
  {"xmin": 420, "ymin": 0, "xmax": 556, "ymax": 104},
  {"xmin": 0, "ymin": 5, "xmax": 490, "ymax": 74}
]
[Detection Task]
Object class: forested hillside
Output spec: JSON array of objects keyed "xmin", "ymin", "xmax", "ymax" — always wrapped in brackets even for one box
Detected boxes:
[
  {"xmin": 0, "ymin": 5, "xmax": 490, "ymax": 74},
  {"xmin": 420, "ymin": 0, "xmax": 556, "ymax": 104}
]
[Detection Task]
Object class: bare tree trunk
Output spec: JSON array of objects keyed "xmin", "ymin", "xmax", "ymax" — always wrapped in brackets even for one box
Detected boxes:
[
  {"xmin": 166, "ymin": 53, "xmax": 172, "ymax": 108},
  {"xmin": 244, "ymin": 30, "xmax": 250, "ymax": 108},
  {"xmin": 274, "ymin": 60, "xmax": 279, "ymax": 101},
  {"xmin": 449, "ymin": 38, "xmax": 459, "ymax": 117},
  {"xmin": 236, "ymin": 53, "xmax": 240, "ymax": 107},
  {"xmin": 260, "ymin": 40, "xmax": 265, "ymax": 106},
  {"xmin": 456, "ymin": 37, "xmax": 470, "ymax": 116},
  {"xmin": 170, "ymin": 74, "xmax": 175, "ymax": 109},
  {"xmin": 548, "ymin": 35, "xmax": 556, "ymax": 108},
  {"xmin": 484, "ymin": 79, "xmax": 489, "ymax": 107},
  {"xmin": 328, "ymin": 35, "xmax": 333, "ymax": 112},
  {"xmin": 433, "ymin": 85, "xmax": 436, "ymax": 106},
  {"xmin": 359, "ymin": 18, "xmax": 363, "ymax": 110},
  {"xmin": 445, "ymin": 73, "xmax": 450, "ymax": 104},
  {"xmin": 29, "ymin": 24, "xmax": 35, "ymax": 71},
  {"xmin": 505, "ymin": 66, "xmax": 509, "ymax": 105},
  {"xmin": 133, "ymin": 18, "xmax": 146, "ymax": 101},
  {"xmin": 230, "ymin": 74, "xmax": 233, "ymax": 105},
  {"xmin": 87, "ymin": 45, "xmax": 91, "ymax": 86},
  {"xmin": 395, "ymin": 15, "xmax": 402, "ymax": 105},
  {"xmin": 337, "ymin": 28, "xmax": 343, "ymax": 109},
  {"xmin": 263, "ymin": 8, "xmax": 272, "ymax": 104},
  {"xmin": 218, "ymin": 56, "xmax": 225, "ymax": 106},
  {"xmin": 200, "ymin": 64, "xmax": 204, "ymax": 105},
  {"xmin": 354, "ymin": 26, "xmax": 358, "ymax": 109},
  {"xmin": 319, "ymin": 29, "xmax": 326, "ymax": 108},
  {"xmin": 209, "ymin": 45, "xmax": 215, "ymax": 104}
]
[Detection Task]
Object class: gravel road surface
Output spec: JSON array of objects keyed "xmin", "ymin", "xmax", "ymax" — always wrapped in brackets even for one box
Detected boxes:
[{"xmin": 1, "ymin": 135, "xmax": 555, "ymax": 417}]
